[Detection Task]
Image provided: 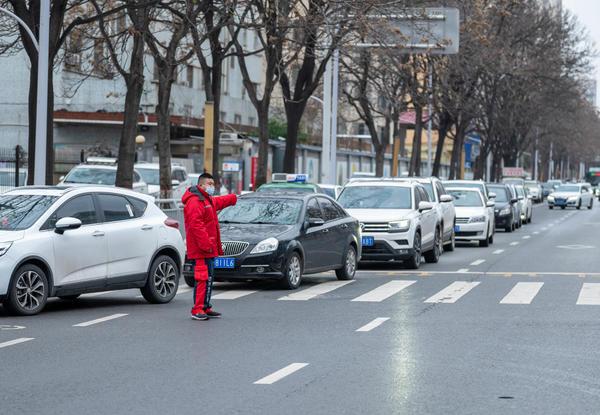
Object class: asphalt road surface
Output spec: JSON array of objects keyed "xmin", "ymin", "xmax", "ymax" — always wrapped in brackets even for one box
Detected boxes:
[{"xmin": 2, "ymin": 202, "xmax": 600, "ymax": 415}]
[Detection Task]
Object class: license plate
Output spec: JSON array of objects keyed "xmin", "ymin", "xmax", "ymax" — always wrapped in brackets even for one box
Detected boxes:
[
  {"xmin": 362, "ymin": 236, "xmax": 375, "ymax": 247},
  {"xmin": 454, "ymin": 225, "xmax": 461, "ymax": 232},
  {"xmin": 214, "ymin": 257, "xmax": 235, "ymax": 269}
]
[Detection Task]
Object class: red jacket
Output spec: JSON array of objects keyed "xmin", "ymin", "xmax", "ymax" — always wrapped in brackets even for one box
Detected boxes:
[{"xmin": 182, "ymin": 186, "xmax": 238, "ymax": 260}]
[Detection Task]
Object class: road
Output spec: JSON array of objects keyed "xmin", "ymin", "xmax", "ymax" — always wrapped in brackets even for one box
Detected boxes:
[{"xmin": 2, "ymin": 202, "xmax": 600, "ymax": 414}]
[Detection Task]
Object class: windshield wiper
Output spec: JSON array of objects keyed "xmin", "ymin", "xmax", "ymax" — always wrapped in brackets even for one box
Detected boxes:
[{"xmin": 220, "ymin": 220, "xmax": 243, "ymax": 224}]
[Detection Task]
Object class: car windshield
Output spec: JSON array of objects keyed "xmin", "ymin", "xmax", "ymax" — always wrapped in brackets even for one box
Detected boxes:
[
  {"xmin": 338, "ymin": 186, "xmax": 412, "ymax": 209},
  {"xmin": 448, "ymin": 190, "xmax": 483, "ymax": 207},
  {"xmin": 444, "ymin": 182, "xmax": 485, "ymax": 195},
  {"xmin": 136, "ymin": 168, "xmax": 160, "ymax": 185},
  {"xmin": 556, "ymin": 185, "xmax": 580, "ymax": 193},
  {"xmin": 64, "ymin": 167, "xmax": 116, "ymax": 185},
  {"xmin": 320, "ymin": 188, "xmax": 336, "ymax": 198},
  {"xmin": 488, "ymin": 187, "xmax": 509, "ymax": 202},
  {"xmin": 0, "ymin": 194, "xmax": 58, "ymax": 230},
  {"xmin": 219, "ymin": 198, "xmax": 302, "ymax": 225}
]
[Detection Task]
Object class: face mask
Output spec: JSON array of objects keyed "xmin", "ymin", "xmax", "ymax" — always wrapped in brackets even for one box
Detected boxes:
[{"xmin": 205, "ymin": 185, "xmax": 215, "ymax": 196}]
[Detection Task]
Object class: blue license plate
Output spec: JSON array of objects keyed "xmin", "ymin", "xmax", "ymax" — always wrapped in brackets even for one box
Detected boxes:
[
  {"xmin": 362, "ymin": 236, "xmax": 375, "ymax": 247},
  {"xmin": 214, "ymin": 257, "xmax": 235, "ymax": 269},
  {"xmin": 454, "ymin": 225, "xmax": 461, "ymax": 232}
]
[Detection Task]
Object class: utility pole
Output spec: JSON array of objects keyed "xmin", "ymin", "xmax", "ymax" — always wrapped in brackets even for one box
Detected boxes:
[
  {"xmin": 321, "ymin": 50, "xmax": 339, "ymax": 185},
  {"xmin": 426, "ymin": 62, "xmax": 433, "ymax": 176},
  {"xmin": 548, "ymin": 142, "xmax": 553, "ymax": 180}
]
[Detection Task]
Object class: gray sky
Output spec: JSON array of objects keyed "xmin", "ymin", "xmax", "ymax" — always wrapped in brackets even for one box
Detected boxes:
[{"xmin": 563, "ymin": 0, "xmax": 600, "ymax": 104}]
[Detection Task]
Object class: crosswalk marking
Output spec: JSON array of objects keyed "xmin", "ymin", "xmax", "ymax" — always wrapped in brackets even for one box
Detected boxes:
[
  {"xmin": 254, "ymin": 363, "xmax": 309, "ymax": 385},
  {"xmin": 500, "ymin": 282, "xmax": 544, "ymax": 304},
  {"xmin": 278, "ymin": 281, "xmax": 354, "ymax": 301},
  {"xmin": 470, "ymin": 259, "xmax": 486, "ymax": 266},
  {"xmin": 356, "ymin": 317, "xmax": 390, "ymax": 332},
  {"xmin": 424, "ymin": 281, "xmax": 480, "ymax": 304},
  {"xmin": 577, "ymin": 283, "xmax": 600, "ymax": 305},
  {"xmin": 73, "ymin": 313, "xmax": 128, "ymax": 327},
  {"xmin": 212, "ymin": 290, "xmax": 257, "ymax": 300},
  {"xmin": 351, "ymin": 280, "xmax": 416, "ymax": 302}
]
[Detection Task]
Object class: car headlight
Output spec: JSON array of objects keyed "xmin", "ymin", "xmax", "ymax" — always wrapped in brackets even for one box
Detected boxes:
[
  {"xmin": 568, "ymin": 196, "xmax": 578, "ymax": 202},
  {"xmin": 469, "ymin": 216, "xmax": 486, "ymax": 223},
  {"xmin": 548, "ymin": 195, "xmax": 554, "ymax": 201},
  {"xmin": 389, "ymin": 219, "xmax": 410, "ymax": 233},
  {"xmin": 250, "ymin": 237, "xmax": 279, "ymax": 254},
  {"xmin": 0, "ymin": 242, "xmax": 12, "ymax": 257},
  {"xmin": 499, "ymin": 207, "xmax": 511, "ymax": 216}
]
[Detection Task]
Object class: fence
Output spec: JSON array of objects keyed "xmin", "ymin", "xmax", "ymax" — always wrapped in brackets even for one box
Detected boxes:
[
  {"xmin": 0, "ymin": 146, "xmax": 27, "ymax": 193},
  {"xmin": 156, "ymin": 199, "xmax": 186, "ymax": 240}
]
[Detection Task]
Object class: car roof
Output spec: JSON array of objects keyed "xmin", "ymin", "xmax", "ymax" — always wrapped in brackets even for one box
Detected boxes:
[
  {"xmin": 74, "ymin": 164, "xmax": 118, "ymax": 170},
  {"xmin": 445, "ymin": 187, "xmax": 485, "ymax": 197},
  {"xmin": 240, "ymin": 191, "xmax": 317, "ymax": 201},
  {"xmin": 135, "ymin": 163, "xmax": 186, "ymax": 170},
  {"xmin": 344, "ymin": 179, "xmax": 414, "ymax": 188},
  {"xmin": 317, "ymin": 184, "xmax": 341, "ymax": 189},
  {"xmin": 4, "ymin": 185, "xmax": 154, "ymax": 201}
]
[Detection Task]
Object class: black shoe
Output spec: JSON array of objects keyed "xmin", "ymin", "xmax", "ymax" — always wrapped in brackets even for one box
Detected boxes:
[
  {"xmin": 191, "ymin": 313, "xmax": 209, "ymax": 321},
  {"xmin": 206, "ymin": 309, "xmax": 221, "ymax": 318}
]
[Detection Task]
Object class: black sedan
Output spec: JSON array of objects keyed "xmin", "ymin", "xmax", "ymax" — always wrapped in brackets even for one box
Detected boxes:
[
  {"xmin": 183, "ymin": 192, "xmax": 361, "ymax": 289},
  {"xmin": 487, "ymin": 183, "xmax": 519, "ymax": 232}
]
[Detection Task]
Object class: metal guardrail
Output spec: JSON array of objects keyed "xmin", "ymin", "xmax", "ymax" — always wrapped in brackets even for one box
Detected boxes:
[{"xmin": 155, "ymin": 199, "xmax": 186, "ymax": 239}]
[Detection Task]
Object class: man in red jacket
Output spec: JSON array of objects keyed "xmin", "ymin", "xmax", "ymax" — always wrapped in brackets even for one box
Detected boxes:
[{"xmin": 182, "ymin": 173, "xmax": 237, "ymax": 320}]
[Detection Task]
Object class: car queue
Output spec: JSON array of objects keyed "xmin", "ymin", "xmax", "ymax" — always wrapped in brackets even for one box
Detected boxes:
[{"xmin": 0, "ymin": 172, "xmax": 585, "ymax": 316}]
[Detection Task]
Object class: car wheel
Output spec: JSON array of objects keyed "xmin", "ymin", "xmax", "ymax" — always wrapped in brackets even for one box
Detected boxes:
[
  {"xmin": 4, "ymin": 264, "xmax": 48, "ymax": 316},
  {"xmin": 140, "ymin": 255, "xmax": 179, "ymax": 304},
  {"xmin": 479, "ymin": 226, "xmax": 490, "ymax": 247},
  {"xmin": 489, "ymin": 232, "xmax": 494, "ymax": 245},
  {"xmin": 336, "ymin": 245, "xmax": 357, "ymax": 281},
  {"xmin": 588, "ymin": 201, "xmax": 593, "ymax": 210},
  {"xmin": 405, "ymin": 232, "xmax": 421, "ymax": 270},
  {"xmin": 59, "ymin": 295, "xmax": 80, "ymax": 301},
  {"xmin": 444, "ymin": 227, "xmax": 455, "ymax": 252},
  {"xmin": 549, "ymin": 206, "xmax": 553, "ymax": 210},
  {"xmin": 424, "ymin": 228, "xmax": 441, "ymax": 264},
  {"xmin": 561, "ymin": 206, "xmax": 566, "ymax": 210},
  {"xmin": 577, "ymin": 200, "xmax": 581, "ymax": 210},
  {"xmin": 281, "ymin": 252, "xmax": 303, "ymax": 289},
  {"xmin": 505, "ymin": 223, "xmax": 512, "ymax": 233}
]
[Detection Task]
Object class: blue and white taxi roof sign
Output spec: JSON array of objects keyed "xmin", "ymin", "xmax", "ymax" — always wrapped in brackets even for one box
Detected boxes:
[{"xmin": 272, "ymin": 173, "xmax": 309, "ymax": 183}]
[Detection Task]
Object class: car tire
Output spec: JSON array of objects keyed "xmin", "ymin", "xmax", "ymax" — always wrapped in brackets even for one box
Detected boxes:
[
  {"xmin": 577, "ymin": 201, "xmax": 581, "ymax": 210},
  {"xmin": 489, "ymin": 233, "xmax": 494, "ymax": 245},
  {"xmin": 140, "ymin": 255, "xmax": 179, "ymax": 304},
  {"xmin": 4, "ymin": 264, "xmax": 49, "ymax": 316},
  {"xmin": 588, "ymin": 201, "xmax": 593, "ymax": 210},
  {"xmin": 281, "ymin": 252, "xmax": 303, "ymax": 289},
  {"xmin": 561, "ymin": 206, "xmax": 566, "ymax": 210},
  {"xmin": 59, "ymin": 295, "xmax": 80, "ymax": 301},
  {"xmin": 424, "ymin": 228, "xmax": 441, "ymax": 264},
  {"xmin": 184, "ymin": 271, "xmax": 195, "ymax": 288},
  {"xmin": 405, "ymin": 232, "xmax": 421, "ymax": 270},
  {"xmin": 336, "ymin": 245, "xmax": 357, "ymax": 281},
  {"xmin": 505, "ymin": 224, "xmax": 512, "ymax": 233},
  {"xmin": 479, "ymin": 226, "xmax": 490, "ymax": 247},
  {"xmin": 549, "ymin": 206, "xmax": 553, "ymax": 210},
  {"xmin": 443, "ymin": 228, "xmax": 455, "ymax": 252}
]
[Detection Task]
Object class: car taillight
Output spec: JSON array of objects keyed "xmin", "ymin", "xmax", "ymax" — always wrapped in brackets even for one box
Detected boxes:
[{"xmin": 164, "ymin": 218, "xmax": 179, "ymax": 229}]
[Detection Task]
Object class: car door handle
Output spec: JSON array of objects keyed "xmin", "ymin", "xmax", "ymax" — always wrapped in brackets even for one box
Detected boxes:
[
  {"xmin": 92, "ymin": 231, "xmax": 105, "ymax": 237},
  {"xmin": 141, "ymin": 225, "xmax": 153, "ymax": 231}
]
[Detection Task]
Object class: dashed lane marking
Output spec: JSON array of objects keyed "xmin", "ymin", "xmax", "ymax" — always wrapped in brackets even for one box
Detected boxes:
[
  {"xmin": 279, "ymin": 281, "xmax": 354, "ymax": 301},
  {"xmin": 0, "ymin": 338, "xmax": 34, "ymax": 349},
  {"xmin": 352, "ymin": 280, "xmax": 416, "ymax": 302},
  {"xmin": 457, "ymin": 268, "xmax": 469, "ymax": 273},
  {"xmin": 470, "ymin": 259, "xmax": 486, "ymax": 266},
  {"xmin": 254, "ymin": 363, "xmax": 309, "ymax": 385},
  {"xmin": 523, "ymin": 236, "xmax": 531, "ymax": 239},
  {"xmin": 73, "ymin": 313, "xmax": 128, "ymax": 327},
  {"xmin": 212, "ymin": 290, "xmax": 258, "ymax": 300},
  {"xmin": 424, "ymin": 281, "xmax": 480, "ymax": 304},
  {"xmin": 510, "ymin": 242, "xmax": 520, "ymax": 246},
  {"xmin": 493, "ymin": 250, "xmax": 504, "ymax": 255},
  {"xmin": 362, "ymin": 271, "xmax": 600, "ymax": 277},
  {"xmin": 500, "ymin": 282, "xmax": 544, "ymax": 304},
  {"xmin": 356, "ymin": 317, "xmax": 390, "ymax": 332}
]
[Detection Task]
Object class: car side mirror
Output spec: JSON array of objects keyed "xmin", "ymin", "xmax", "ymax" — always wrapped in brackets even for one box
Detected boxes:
[
  {"xmin": 510, "ymin": 198, "xmax": 518, "ymax": 204},
  {"xmin": 486, "ymin": 201, "xmax": 496, "ymax": 208},
  {"xmin": 418, "ymin": 201, "xmax": 433, "ymax": 212},
  {"xmin": 518, "ymin": 196, "xmax": 524, "ymax": 201},
  {"xmin": 440, "ymin": 194, "xmax": 453, "ymax": 203},
  {"xmin": 307, "ymin": 217, "xmax": 325, "ymax": 228},
  {"xmin": 55, "ymin": 217, "xmax": 82, "ymax": 234},
  {"xmin": 59, "ymin": 175, "xmax": 65, "ymax": 182},
  {"xmin": 489, "ymin": 192, "xmax": 497, "ymax": 199},
  {"xmin": 172, "ymin": 179, "xmax": 180, "ymax": 187}
]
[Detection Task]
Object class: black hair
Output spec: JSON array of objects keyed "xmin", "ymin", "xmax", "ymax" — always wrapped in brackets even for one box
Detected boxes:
[{"xmin": 198, "ymin": 172, "xmax": 214, "ymax": 185}]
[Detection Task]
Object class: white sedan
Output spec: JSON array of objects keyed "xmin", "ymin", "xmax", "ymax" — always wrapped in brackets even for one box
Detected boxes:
[
  {"xmin": 446, "ymin": 187, "xmax": 495, "ymax": 247},
  {"xmin": 0, "ymin": 186, "xmax": 185, "ymax": 315},
  {"xmin": 548, "ymin": 184, "xmax": 594, "ymax": 210}
]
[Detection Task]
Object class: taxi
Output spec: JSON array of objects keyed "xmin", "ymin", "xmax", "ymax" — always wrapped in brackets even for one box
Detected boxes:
[{"xmin": 256, "ymin": 174, "xmax": 323, "ymax": 194}]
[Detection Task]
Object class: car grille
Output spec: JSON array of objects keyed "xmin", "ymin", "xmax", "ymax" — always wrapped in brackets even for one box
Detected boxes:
[
  {"xmin": 455, "ymin": 218, "xmax": 470, "ymax": 224},
  {"xmin": 221, "ymin": 241, "xmax": 249, "ymax": 256},
  {"xmin": 456, "ymin": 231, "xmax": 481, "ymax": 237},
  {"xmin": 361, "ymin": 222, "xmax": 389, "ymax": 233}
]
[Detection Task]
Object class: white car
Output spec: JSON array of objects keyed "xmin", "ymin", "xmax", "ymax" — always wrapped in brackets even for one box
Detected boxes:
[
  {"xmin": 548, "ymin": 183, "xmax": 594, "ymax": 210},
  {"xmin": 446, "ymin": 187, "xmax": 495, "ymax": 247},
  {"xmin": 0, "ymin": 186, "xmax": 185, "ymax": 315},
  {"xmin": 318, "ymin": 184, "xmax": 343, "ymax": 199},
  {"xmin": 60, "ymin": 160, "xmax": 149, "ymax": 194},
  {"xmin": 443, "ymin": 179, "xmax": 496, "ymax": 224},
  {"xmin": 135, "ymin": 163, "xmax": 191, "ymax": 200},
  {"xmin": 338, "ymin": 180, "xmax": 441, "ymax": 269},
  {"xmin": 399, "ymin": 177, "xmax": 456, "ymax": 252},
  {"xmin": 514, "ymin": 185, "xmax": 533, "ymax": 223}
]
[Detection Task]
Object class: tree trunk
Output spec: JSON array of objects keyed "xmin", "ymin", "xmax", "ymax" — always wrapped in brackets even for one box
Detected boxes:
[
  {"xmin": 433, "ymin": 112, "xmax": 451, "ymax": 177},
  {"xmin": 157, "ymin": 72, "xmax": 174, "ymax": 199},
  {"xmin": 26, "ymin": 59, "xmax": 37, "ymax": 185},
  {"xmin": 410, "ymin": 105, "xmax": 423, "ymax": 176},
  {"xmin": 255, "ymin": 109, "xmax": 270, "ymax": 187},
  {"xmin": 283, "ymin": 101, "xmax": 306, "ymax": 173},
  {"xmin": 211, "ymin": 58, "xmax": 222, "ymax": 188},
  {"xmin": 449, "ymin": 125, "xmax": 465, "ymax": 180},
  {"xmin": 374, "ymin": 144, "xmax": 385, "ymax": 177},
  {"xmin": 115, "ymin": 31, "xmax": 145, "ymax": 189}
]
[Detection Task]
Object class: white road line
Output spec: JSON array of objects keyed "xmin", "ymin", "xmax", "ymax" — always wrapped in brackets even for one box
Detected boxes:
[
  {"xmin": 73, "ymin": 313, "xmax": 128, "ymax": 327},
  {"xmin": 533, "ymin": 232, "xmax": 539, "ymax": 235},
  {"xmin": 457, "ymin": 268, "xmax": 469, "ymax": 273},
  {"xmin": 510, "ymin": 242, "xmax": 520, "ymax": 246},
  {"xmin": 351, "ymin": 281, "xmax": 416, "ymax": 303},
  {"xmin": 500, "ymin": 282, "xmax": 544, "ymax": 304},
  {"xmin": 470, "ymin": 259, "xmax": 486, "ymax": 266},
  {"xmin": 176, "ymin": 287, "xmax": 193, "ymax": 295},
  {"xmin": 577, "ymin": 283, "xmax": 600, "ymax": 305},
  {"xmin": 523, "ymin": 235, "xmax": 531, "ymax": 239},
  {"xmin": 81, "ymin": 291, "xmax": 117, "ymax": 298},
  {"xmin": 212, "ymin": 290, "xmax": 258, "ymax": 300},
  {"xmin": 356, "ymin": 317, "xmax": 390, "ymax": 332},
  {"xmin": 0, "ymin": 338, "xmax": 34, "ymax": 349},
  {"xmin": 254, "ymin": 363, "xmax": 309, "ymax": 385},
  {"xmin": 279, "ymin": 281, "xmax": 354, "ymax": 301},
  {"xmin": 493, "ymin": 249, "xmax": 504, "ymax": 255},
  {"xmin": 424, "ymin": 281, "xmax": 480, "ymax": 304}
]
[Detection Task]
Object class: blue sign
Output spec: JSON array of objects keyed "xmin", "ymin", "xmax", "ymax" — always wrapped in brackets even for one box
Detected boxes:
[
  {"xmin": 214, "ymin": 257, "xmax": 235, "ymax": 269},
  {"xmin": 362, "ymin": 236, "xmax": 375, "ymax": 247}
]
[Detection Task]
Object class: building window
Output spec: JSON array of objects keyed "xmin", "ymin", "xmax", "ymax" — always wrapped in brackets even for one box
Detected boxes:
[
  {"xmin": 241, "ymin": 85, "xmax": 247, "ymax": 100},
  {"xmin": 220, "ymin": 111, "xmax": 227, "ymax": 122},
  {"xmin": 93, "ymin": 39, "xmax": 112, "ymax": 78},
  {"xmin": 196, "ymin": 67, "xmax": 203, "ymax": 90},
  {"xmin": 234, "ymin": 114, "xmax": 242, "ymax": 125},
  {"xmin": 248, "ymin": 116, "xmax": 256, "ymax": 126},
  {"xmin": 65, "ymin": 29, "xmax": 83, "ymax": 71},
  {"xmin": 357, "ymin": 123, "xmax": 366, "ymax": 136},
  {"xmin": 116, "ymin": 13, "xmax": 127, "ymax": 33},
  {"xmin": 187, "ymin": 65, "xmax": 194, "ymax": 88}
]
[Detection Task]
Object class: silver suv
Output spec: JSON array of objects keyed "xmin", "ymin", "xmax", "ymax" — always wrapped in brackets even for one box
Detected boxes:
[{"xmin": 337, "ymin": 179, "xmax": 442, "ymax": 269}]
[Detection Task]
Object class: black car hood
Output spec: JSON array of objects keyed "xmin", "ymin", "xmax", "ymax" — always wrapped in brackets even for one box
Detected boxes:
[
  {"xmin": 220, "ymin": 223, "xmax": 296, "ymax": 243},
  {"xmin": 494, "ymin": 201, "xmax": 510, "ymax": 209}
]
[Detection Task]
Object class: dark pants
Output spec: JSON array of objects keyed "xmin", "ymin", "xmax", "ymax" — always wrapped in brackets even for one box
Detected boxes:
[{"xmin": 191, "ymin": 258, "xmax": 215, "ymax": 315}]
